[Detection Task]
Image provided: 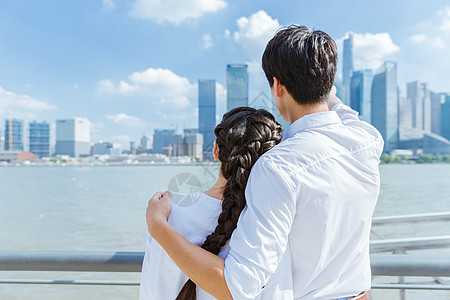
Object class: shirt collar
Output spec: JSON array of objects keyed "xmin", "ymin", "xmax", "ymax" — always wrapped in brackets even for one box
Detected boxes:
[{"xmin": 282, "ymin": 111, "xmax": 342, "ymax": 142}]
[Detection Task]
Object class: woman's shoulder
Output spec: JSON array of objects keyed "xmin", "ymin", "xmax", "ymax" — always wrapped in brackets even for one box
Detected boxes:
[{"xmin": 168, "ymin": 192, "xmax": 222, "ymax": 245}]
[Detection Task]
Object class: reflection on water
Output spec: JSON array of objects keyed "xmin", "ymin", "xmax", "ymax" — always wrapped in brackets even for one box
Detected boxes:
[{"xmin": 1, "ymin": 164, "xmax": 449, "ymax": 299}]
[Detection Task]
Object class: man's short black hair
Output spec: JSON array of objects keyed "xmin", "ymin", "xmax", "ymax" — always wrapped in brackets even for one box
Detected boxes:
[{"xmin": 262, "ymin": 25, "xmax": 338, "ymax": 105}]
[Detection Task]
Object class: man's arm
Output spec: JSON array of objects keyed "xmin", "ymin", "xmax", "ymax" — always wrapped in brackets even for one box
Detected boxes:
[
  {"xmin": 327, "ymin": 86, "xmax": 384, "ymax": 155},
  {"xmin": 327, "ymin": 86, "xmax": 360, "ymax": 123}
]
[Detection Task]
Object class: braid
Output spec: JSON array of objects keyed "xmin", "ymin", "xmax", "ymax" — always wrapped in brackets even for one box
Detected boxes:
[{"xmin": 176, "ymin": 107, "xmax": 282, "ymax": 300}]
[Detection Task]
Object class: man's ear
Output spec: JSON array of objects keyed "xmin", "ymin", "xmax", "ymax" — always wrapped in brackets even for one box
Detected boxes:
[{"xmin": 272, "ymin": 77, "xmax": 284, "ymax": 98}]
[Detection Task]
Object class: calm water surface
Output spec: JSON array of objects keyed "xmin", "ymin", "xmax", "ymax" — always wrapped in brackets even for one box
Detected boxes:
[{"xmin": 1, "ymin": 164, "xmax": 449, "ymax": 299}]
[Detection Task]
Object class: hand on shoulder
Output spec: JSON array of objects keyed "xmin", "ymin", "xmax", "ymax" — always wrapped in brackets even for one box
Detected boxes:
[
  {"xmin": 146, "ymin": 191, "xmax": 172, "ymax": 236},
  {"xmin": 326, "ymin": 86, "xmax": 343, "ymax": 110}
]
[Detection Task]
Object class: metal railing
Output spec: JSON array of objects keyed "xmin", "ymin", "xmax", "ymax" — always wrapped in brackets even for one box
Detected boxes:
[
  {"xmin": 370, "ymin": 212, "xmax": 450, "ymax": 253},
  {"xmin": 370, "ymin": 212, "xmax": 450, "ymax": 299},
  {"xmin": 1, "ymin": 212, "xmax": 449, "ymax": 299},
  {"xmin": 0, "ymin": 251, "xmax": 449, "ymax": 289}
]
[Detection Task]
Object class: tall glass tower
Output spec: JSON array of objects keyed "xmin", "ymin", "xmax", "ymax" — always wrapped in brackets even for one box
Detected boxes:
[
  {"xmin": 4, "ymin": 119, "xmax": 23, "ymax": 151},
  {"xmin": 153, "ymin": 129, "xmax": 175, "ymax": 154},
  {"xmin": 342, "ymin": 34, "xmax": 354, "ymax": 105},
  {"xmin": 371, "ymin": 61, "xmax": 398, "ymax": 153},
  {"xmin": 430, "ymin": 92, "xmax": 445, "ymax": 135},
  {"xmin": 407, "ymin": 81, "xmax": 431, "ymax": 132},
  {"xmin": 29, "ymin": 121, "xmax": 50, "ymax": 158},
  {"xmin": 350, "ymin": 69, "xmax": 373, "ymax": 123},
  {"xmin": 398, "ymin": 89, "xmax": 413, "ymax": 129},
  {"xmin": 198, "ymin": 79, "xmax": 216, "ymax": 160},
  {"xmin": 226, "ymin": 64, "xmax": 248, "ymax": 111},
  {"xmin": 441, "ymin": 94, "xmax": 450, "ymax": 141}
]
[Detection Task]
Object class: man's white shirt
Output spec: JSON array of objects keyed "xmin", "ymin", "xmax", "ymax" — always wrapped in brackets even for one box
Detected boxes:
[{"xmin": 224, "ymin": 104, "xmax": 384, "ymax": 300}]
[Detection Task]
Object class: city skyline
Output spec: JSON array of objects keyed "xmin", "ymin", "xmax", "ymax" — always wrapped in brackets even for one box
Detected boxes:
[
  {"xmin": 2, "ymin": 46, "xmax": 450, "ymax": 158},
  {"xmin": 0, "ymin": 1, "xmax": 449, "ymax": 149}
]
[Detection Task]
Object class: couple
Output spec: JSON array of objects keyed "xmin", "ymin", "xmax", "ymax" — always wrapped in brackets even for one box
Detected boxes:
[{"xmin": 141, "ymin": 26, "xmax": 383, "ymax": 300}]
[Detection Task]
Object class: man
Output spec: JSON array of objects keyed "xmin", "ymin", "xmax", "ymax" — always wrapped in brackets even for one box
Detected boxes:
[{"xmin": 146, "ymin": 25, "xmax": 383, "ymax": 299}]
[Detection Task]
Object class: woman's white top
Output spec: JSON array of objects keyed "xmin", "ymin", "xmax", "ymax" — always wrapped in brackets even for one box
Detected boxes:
[{"xmin": 139, "ymin": 192, "xmax": 293, "ymax": 299}]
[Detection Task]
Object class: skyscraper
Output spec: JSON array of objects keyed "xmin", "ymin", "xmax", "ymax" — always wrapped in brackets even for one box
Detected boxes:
[
  {"xmin": 29, "ymin": 121, "xmax": 50, "ymax": 158},
  {"xmin": 430, "ymin": 92, "xmax": 445, "ymax": 136},
  {"xmin": 342, "ymin": 34, "xmax": 354, "ymax": 105},
  {"xmin": 0, "ymin": 130, "xmax": 3, "ymax": 151},
  {"xmin": 173, "ymin": 129, "xmax": 203, "ymax": 161},
  {"xmin": 198, "ymin": 79, "xmax": 216, "ymax": 159},
  {"xmin": 350, "ymin": 69, "xmax": 373, "ymax": 123},
  {"xmin": 153, "ymin": 129, "xmax": 175, "ymax": 154},
  {"xmin": 371, "ymin": 61, "xmax": 398, "ymax": 153},
  {"xmin": 441, "ymin": 94, "xmax": 450, "ymax": 141},
  {"xmin": 140, "ymin": 134, "xmax": 151, "ymax": 151},
  {"xmin": 55, "ymin": 118, "xmax": 90, "ymax": 158},
  {"xmin": 421, "ymin": 83, "xmax": 431, "ymax": 132},
  {"xmin": 398, "ymin": 89, "xmax": 413, "ymax": 129},
  {"xmin": 4, "ymin": 119, "xmax": 23, "ymax": 151},
  {"xmin": 226, "ymin": 64, "xmax": 248, "ymax": 110},
  {"xmin": 407, "ymin": 81, "xmax": 422, "ymax": 130},
  {"xmin": 407, "ymin": 81, "xmax": 431, "ymax": 132}
]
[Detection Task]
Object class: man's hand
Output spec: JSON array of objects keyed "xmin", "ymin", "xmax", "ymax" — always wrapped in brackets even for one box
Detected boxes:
[
  {"xmin": 146, "ymin": 191, "xmax": 172, "ymax": 236},
  {"xmin": 327, "ymin": 85, "xmax": 343, "ymax": 110}
]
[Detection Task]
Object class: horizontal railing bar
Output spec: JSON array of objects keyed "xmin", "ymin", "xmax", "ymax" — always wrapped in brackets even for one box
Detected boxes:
[
  {"xmin": 372, "ymin": 283, "xmax": 450, "ymax": 290},
  {"xmin": 0, "ymin": 251, "xmax": 143, "ymax": 272},
  {"xmin": 372, "ymin": 212, "xmax": 450, "ymax": 225},
  {"xmin": 370, "ymin": 236, "xmax": 450, "ymax": 253},
  {"xmin": 1, "ymin": 251, "xmax": 450, "ymax": 277},
  {"xmin": 1, "ymin": 281, "xmax": 449, "ymax": 289},
  {"xmin": 0, "ymin": 279, "xmax": 139, "ymax": 286},
  {"xmin": 0, "ymin": 281, "xmax": 449, "ymax": 290},
  {"xmin": 370, "ymin": 255, "xmax": 450, "ymax": 277}
]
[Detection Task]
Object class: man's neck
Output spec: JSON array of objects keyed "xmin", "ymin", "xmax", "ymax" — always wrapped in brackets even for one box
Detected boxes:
[{"xmin": 287, "ymin": 101, "xmax": 329, "ymax": 124}]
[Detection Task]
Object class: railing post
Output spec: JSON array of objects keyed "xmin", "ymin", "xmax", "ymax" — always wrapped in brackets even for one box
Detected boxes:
[{"xmin": 399, "ymin": 276, "xmax": 406, "ymax": 300}]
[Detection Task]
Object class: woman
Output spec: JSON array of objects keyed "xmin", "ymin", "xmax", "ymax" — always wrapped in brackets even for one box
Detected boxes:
[{"xmin": 140, "ymin": 107, "xmax": 293, "ymax": 299}]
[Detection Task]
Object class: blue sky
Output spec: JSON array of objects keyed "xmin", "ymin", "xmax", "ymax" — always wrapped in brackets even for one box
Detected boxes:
[{"xmin": 1, "ymin": 0, "xmax": 449, "ymax": 149}]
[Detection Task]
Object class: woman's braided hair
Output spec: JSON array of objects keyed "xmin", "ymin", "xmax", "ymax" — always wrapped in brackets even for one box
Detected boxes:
[{"xmin": 175, "ymin": 107, "xmax": 282, "ymax": 300}]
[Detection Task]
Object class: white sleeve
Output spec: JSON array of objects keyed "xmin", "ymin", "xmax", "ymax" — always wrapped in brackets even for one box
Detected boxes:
[
  {"xmin": 331, "ymin": 103, "xmax": 360, "ymax": 124},
  {"xmin": 223, "ymin": 159, "xmax": 296, "ymax": 299},
  {"xmin": 332, "ymin": 103, "xmax": 384, "ymax": 149}
]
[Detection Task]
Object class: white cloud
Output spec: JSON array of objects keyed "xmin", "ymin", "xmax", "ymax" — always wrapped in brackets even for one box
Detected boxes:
[
  {"xmin": 129, "ymin": 0, "xmax": 227, "ymax": 25},
  {"xmin": 203, "ymin": 34, "xmax": 214, "ymax": 49},
  {"xmin": 73, "ymin": 83, "xmax": 79, "ymax": 91},
  {"xmin": 433, "ymin": 37, "xmax": 446, "ymax": 49},
  {"xmin": 96, "ymin": 79, "xmax": 115, "ymax": 93},
  {"xmin": 102, "ymin": 0, "xmax": 116, "ymax": 11},
  {"xmin": 438, "ymin": 6, "xmax": 450, "ymax": 31},
  {"xmin": 231, "ymin": 10, "xmax": 281, "ymax": 60},
  {"xmin": 97, "ymin": 67, "xmax": 196, "ymax": 108},
  {"xmin": 105, "ymin": 113, "xmax": 146, "ymax": 127},
  {"xmin": 410, "ymin": 34, "xmax": 426, "ymax": 43},
  {"xmin": 0, "ymin": 86, "xmax": 56, "ymax": 116},
  {"xmin": 410, "ymin": 34, "xmax": 446, "ymax": 49},
  {"xmin": 339, "ymin": 32, "xmax": 400, "ymax": 71}
]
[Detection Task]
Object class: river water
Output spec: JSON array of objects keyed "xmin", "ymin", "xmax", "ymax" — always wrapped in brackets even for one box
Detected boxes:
[{"xmin": 1, "ymin": 164, "xmax": 449, "ymax": 299}]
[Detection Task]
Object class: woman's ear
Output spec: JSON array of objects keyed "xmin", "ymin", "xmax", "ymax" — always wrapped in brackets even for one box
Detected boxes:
[{"xmin": 213, "ymin": 141, "xmax": 219, "ymax": 160}]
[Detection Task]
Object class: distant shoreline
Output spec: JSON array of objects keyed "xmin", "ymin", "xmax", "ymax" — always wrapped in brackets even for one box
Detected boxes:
[{"xmin": 0, "ymin": 161, "xmax": 221, "ymax": 167}]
